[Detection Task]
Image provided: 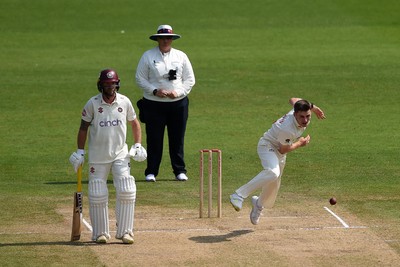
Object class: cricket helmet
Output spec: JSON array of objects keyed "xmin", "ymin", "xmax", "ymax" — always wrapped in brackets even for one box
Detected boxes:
[{"xmin": 97, "ymin": 69, "xmax": 120, "ymax": 92}]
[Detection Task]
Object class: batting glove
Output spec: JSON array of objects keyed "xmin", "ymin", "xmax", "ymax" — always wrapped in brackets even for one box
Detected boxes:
[
  {"xmin": 69, "ymin": 149, "xmax": 85, "ymax": 172},
  {"xmin": 129, "ymin": 143, "xmax": 147, "ymax": 162}
]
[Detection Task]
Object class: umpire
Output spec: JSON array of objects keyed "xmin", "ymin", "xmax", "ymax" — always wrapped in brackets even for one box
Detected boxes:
[{"xmin": 135, "ymin": 25, "xmax": 195, "ymax": 182}]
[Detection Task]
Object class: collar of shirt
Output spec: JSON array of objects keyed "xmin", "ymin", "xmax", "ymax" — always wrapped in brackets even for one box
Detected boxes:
[{"xmin": 100, "ymin": 93, "xmax": 120, "ymax": 105}]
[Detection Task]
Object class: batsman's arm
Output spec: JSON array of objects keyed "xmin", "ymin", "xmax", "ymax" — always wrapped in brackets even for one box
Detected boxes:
[
  {"xmin": 129, "ymin": 118, "xmax": 142, "ymax": 144},
  {"xmin": 77, "ymin": 119, "xmax": 90, "ymax": 149}
]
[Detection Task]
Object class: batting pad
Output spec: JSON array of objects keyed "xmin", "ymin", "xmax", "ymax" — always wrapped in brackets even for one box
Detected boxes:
[
  {"xmin": 114, "ymin": 175, "xmax": 136, "ymax": 238},
  {"xmin": 88, "ymin": 179, "xmax": 110, "ymax": 240}
]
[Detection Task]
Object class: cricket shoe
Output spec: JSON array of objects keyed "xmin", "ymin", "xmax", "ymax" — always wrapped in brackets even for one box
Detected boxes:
[
  {"xmin": 145, "ymin": 174, "xmax": 156, "ymax": 182},
  {"xmin": 250, "ymin": 196, "xmax": 263, "ymax": 225},
  {"xmin": 230, "ymin": 193, "xmax": 244, "ymax": 211},
  {"xmin": 95, "ymin": 235, "xmax": 108, "ymax": 244},
  {"xmin": 176, "ymin": 173, "xmax": 188, "ymax": 181},
  {"xmin": 121, "ymin": 233, "xmax": 134, "ymax": 244}
]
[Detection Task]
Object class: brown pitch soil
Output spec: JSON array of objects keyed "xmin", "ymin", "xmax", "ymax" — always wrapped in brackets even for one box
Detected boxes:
[{"xmin": 54, "ymin": 198, "xmax": 400, "ymax": 267}]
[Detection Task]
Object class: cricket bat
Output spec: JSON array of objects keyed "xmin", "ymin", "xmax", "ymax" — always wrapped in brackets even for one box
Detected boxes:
[{"xmin": 71, "ymin": 165, "xmax": 83, "ymax": 241}]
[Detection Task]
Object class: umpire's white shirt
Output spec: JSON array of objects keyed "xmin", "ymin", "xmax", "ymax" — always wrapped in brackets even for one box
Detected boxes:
[
  {"xmin": 261, "ymin": 109, "xmax": 306, "ymax": 149},
  {"xmin": 81, "ymin": 93, "xmax": 136, "ymax": 164},
  {"xmin": 135, "ymin": 47, "xmax": 195, "ymax": 101}
]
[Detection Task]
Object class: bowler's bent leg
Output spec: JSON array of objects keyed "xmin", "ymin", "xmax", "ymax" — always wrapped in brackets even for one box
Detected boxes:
[{"xmin": 235, "ymin": 141, "xmax": 281, "ymax": 201}]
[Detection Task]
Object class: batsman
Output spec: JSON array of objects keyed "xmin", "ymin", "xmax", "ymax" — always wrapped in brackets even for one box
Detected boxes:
[
  {"xmin": 230, "ymin": 98, "xmax": 325, "ymax": 225},
  {"xmin": 69, "ymin": 69, "xmax": 147, "ymax": 244}
]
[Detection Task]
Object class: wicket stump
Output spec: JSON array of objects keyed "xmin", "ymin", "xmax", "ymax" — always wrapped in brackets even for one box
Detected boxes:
[{"xmin": 199, "ymin": 149, "xmax": 222, "ymax": 218}]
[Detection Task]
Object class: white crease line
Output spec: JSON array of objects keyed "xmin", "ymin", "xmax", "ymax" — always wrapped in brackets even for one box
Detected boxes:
[
  {"xmin": 326, "ymin": 226, "xmax": 367, "ymax": 229},
  {"xmin": 298, "ymin": 226, "xmax": 367, "ymax": 231},
  {"xmin": 82, "ymin": 218, "xmax": 93, "ymax": 232},
  {"xmin": 112, "ymin": 216, "xmax": 309, "ymax": 222},
  {"xmin": 79, "ymin": 219, "xmax": 243, "ymax": 234},
  {"xmin": 385, "ymin": 240, "xmax": 400, "ymax": 243},
  {"xmin": 324, "ymin": 207, "xmax": 349, "ymax": 228},
  {"xmin": 137, "ymin": 228, "xmax": 216, "ymax": 233},
  {"xmin": 79, "ymin": 220, "xmax": 217, "ymax": 234},
  {"xmin": 0, "ymin": 231, "xmax": 42, "ymax": 235}
]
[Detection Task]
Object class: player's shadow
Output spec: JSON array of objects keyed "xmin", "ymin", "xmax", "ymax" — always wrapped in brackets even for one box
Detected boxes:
[
  {"xmin": 46, "ymin": 179, "xmax": 180, "ymax": 185},
  {"xmin": 0, "ymin": 241, "xmax": 129, "ymax": 247},
  {"xmin": 189, "ymin": 229, "xmax": 253, "ymax": 243},
  {"xmin": 0, "ymin": 241, "xmax": 87, "ymax": 247}
]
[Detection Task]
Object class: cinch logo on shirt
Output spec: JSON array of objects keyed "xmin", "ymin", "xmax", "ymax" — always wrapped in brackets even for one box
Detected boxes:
[{"xmin": 99, "ymin": 119, "xmax": 122, "ymax": 127}]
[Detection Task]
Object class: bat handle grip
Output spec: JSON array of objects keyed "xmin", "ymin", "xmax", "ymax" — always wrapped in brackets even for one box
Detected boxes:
[{"xmin": 77, "ymin": 165, "xmax": 83, "ymax": 192}]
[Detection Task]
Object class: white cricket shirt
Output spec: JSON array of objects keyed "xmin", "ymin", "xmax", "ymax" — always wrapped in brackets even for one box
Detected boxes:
[
  {"xmin": 135, "ymin": 47, "xmax": 195, "ymax": 101},
  {"xmin": 81, "ymin": 93, "xmax": 136, "ymax": 164},
  {"xmin": 262, "ymin": 109, "xmax": 306, "ymax": 148}
]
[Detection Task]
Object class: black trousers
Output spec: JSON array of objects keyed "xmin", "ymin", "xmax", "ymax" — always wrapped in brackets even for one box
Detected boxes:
[{"xmin": 143, "ymin": 97, "xmax": 189, "ymax": 177}]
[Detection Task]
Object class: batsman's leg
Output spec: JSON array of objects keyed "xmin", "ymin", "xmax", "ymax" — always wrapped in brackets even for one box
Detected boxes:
[
  {"xmin": 88, "ymin": 164, "xmax": 111, "ymax": 242},
  {"xmin": 88, "ymin": 180, "xmax": 110, "ymax": 242},
  {"xmin": 113, "ymin": 159, "xmax": 136, "ymax": 244}
]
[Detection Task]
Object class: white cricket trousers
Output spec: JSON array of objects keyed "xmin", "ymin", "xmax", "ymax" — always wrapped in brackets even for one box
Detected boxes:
[
  {"xmin": 88, "ymin": 157, "xmax": 136, "ymax": 241},
  {"xmin": 236, "ymin": 138, "xmax": 286, "ymax": 208}
]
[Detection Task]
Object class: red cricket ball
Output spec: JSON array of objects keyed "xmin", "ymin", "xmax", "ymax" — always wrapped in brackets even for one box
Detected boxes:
[{"xmin": 329, "ymin": 197, "xmax": 337, "ymax": 205}]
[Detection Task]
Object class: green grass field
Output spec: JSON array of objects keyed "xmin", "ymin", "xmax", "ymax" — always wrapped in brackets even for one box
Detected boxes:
[{"xmin": 1, "ymin": 0, "xmax": 400, "ymax": 265}]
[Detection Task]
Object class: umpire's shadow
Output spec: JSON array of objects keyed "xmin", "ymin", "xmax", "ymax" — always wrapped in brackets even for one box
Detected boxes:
[{"xmin": 189, "ymin": 229, "xmax": 253, "ymax": 243}]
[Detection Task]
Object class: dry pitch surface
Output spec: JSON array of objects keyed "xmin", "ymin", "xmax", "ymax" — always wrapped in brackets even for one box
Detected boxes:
[
  {"xmin": 2, "ymin": 198, "xmax": 399, "ymax": 266},
  {"xmin": 66, "ymin": 198, "xmax": 399, "ymax": 266}
]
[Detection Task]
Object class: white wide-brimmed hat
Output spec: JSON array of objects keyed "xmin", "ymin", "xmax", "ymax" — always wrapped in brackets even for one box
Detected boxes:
[{"xmin": 149, "ymin": 25, "xmax": 181, "ymax": 41}]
